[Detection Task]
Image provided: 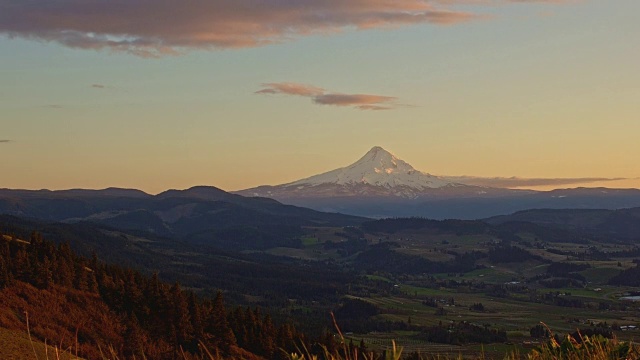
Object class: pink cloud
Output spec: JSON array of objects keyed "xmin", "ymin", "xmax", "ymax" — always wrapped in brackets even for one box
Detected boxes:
[
  {"xmin": 446, "ymin": 176, "xmax": 627, "ymax": 188},
  {"xmin": 0, "ymin": 1, "xmax": 576, "ymax": 57},
  {"xmin": 255, "ymin": 83, "xmax": 325, "ymax": 97},
  {"xmin": 314, "ymin": 94, "xmax": 397, "ymax": 109},
  {"xmin": 0, "ymin": 1, "xmax": 476, "ymax": 57},
  {"xmin": 256, "ymin": 82, "xmax": 399, "ymax": 110},
  {"xmin": 354, "ymin": 105, "xmax": 394, "ymax": 111}
]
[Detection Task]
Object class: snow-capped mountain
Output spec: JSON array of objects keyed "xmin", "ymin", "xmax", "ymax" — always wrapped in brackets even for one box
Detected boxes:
[
  {"xmin": 288, "ymin": 146, "xmax": 454, "ymax": 189},
  {"xmin": 237, "ymin": 146, "xmax": 518, "ymax": 200}
]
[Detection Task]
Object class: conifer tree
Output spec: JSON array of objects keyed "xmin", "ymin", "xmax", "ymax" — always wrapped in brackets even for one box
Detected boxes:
[
  {"xmin": 35, "ymin": 255, "xmax": 53, "ymax": 289},
  {"xmin": 123, "ymin": 314, "xmax": 146, "ymax": 358},
  {"xmin": 0, "ymin": 256, "xmax": 11, "ymax": 288},
  {"xmin": 206, "ymin": 291, "xmax": 236, "ymax": 353},
  {"xmin": 170, "ymin": 282, "xmax": 194, "ymax": 348},
  {"xmin": 188, "ymin": 291, "xmax": 204, "ymax": 341}
]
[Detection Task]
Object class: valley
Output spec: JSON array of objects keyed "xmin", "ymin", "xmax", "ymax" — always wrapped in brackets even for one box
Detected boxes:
[{"xmin": 2, "ymin": 190, "xmax": 639, "ymax": 358}]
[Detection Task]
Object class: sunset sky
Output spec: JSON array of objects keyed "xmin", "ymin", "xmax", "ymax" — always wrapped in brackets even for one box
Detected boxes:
[{"xmin": 1, "ymin": 0, "xmax": 638, "ymax": 194}]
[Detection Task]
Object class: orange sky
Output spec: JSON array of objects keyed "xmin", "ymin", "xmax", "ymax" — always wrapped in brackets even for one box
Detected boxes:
[{"xmin": 1, "ymin": 0, "xmax": 638, "ymax": 193}]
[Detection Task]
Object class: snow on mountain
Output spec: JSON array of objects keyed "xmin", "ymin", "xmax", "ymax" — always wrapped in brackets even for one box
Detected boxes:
[
  {"xmin": 235, "ymin": 146, "xmax": 505, "ymax": 200},
  {"xmin": 287, "ymin": 146, "xmax": 456, "ymax": 190}
]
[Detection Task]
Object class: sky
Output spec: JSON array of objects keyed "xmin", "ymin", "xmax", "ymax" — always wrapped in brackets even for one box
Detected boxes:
[{"xmin": 1, "ymin": 0, "xmax": 639, "ymax": 194}]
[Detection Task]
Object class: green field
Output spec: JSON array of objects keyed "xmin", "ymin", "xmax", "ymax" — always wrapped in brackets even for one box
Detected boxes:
[{"xmin": 292, "ymin": 225, "xmax": 640, "ymax": 358}]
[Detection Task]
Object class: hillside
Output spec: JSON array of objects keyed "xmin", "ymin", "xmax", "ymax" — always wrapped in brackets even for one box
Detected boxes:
[
  {"xmin": 0, "ymin": 232, "xmax": 307, "ymax": 360},
  {"xmin": 486, "ymin": 207, "xmax": 640, "ymax": 241},
  {"xmin": 0, "ymin": 327, "xmax": 81, "ymax": 360},
  {"xmin": 0, "ymin": 186, "xmax": 366, "ymax": 249}
]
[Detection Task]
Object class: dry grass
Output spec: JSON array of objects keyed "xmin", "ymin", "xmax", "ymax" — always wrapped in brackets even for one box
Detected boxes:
[{"xmin": 6, "ymin": 312, "xmax": 639, "ymax": 360}]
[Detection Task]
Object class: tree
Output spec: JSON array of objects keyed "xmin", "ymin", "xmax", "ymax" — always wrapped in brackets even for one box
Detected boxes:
[
  {"xmin": 170, "ymin": 282, "xmax": 194, "ymax": 348},
  {"xmin": 205, "ymin": 291, "xmax": 236, "ymax": 353},
  {"xmin": 0, "ymin": 256, "xmax": 11, "ymax": 288},
  {"xmin": 188, "ymin": 291, "xmax": 204, "ymax": 341},
  {"xmin": 530, "ymin": 324, "xmax": 549, "ymax": 338}
]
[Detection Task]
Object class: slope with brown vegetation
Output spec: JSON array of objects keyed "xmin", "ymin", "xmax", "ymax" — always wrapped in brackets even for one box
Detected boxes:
[
  {"xmin": 0, "ymin": 327, "xmax": 80, "ymax": 360},
  {"xmin": 0, "ymin": 231, "xmax": 303, "ymax": 359},
  {"xmin": 0, "ymin": 283, "xmax": 124, "ymax": 359}
]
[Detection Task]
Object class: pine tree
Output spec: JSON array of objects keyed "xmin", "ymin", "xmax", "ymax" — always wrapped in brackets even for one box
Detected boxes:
[
  {"xmin": 73, "ymin": 262, "xmax": 89, "ymax": 291},
  {"xmin": 170, "ymin": 282, "xmax": 194, "ymax": 348},
  {"xmin": 188, "ymin": 292, "xmax": 204, "ymax": 342},
  {"xmin": 258, "ymin": 313, "xmax": 276, "ymax": 357},
  {"xmin": 13, "ymin": 246, "xmax": 30, "ymax": 282},
  {"xmin": 206, "ymin": 291, "xmax": 236, "ymax": 353},
  {"xmin": 123, "ymin": 314, "xmax": 146, "ymax": 358},
  {"xmin": 0, "ymin": 256, "xmax": 11, "ymax": 288},
  {"xmin": 35, "ymin": 255, "xmax": 53, "ymax": 289}
]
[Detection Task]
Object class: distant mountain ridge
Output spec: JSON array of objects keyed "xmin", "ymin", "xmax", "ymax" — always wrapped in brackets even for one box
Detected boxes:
[
  {"xmin": 0, "ymin": 187, "xmax": 150, "ymax": 198},
  {"xmin": 2, "ymin": 146, "xmax": 640, "ymax": 221},
  {"xmin": 0, "ymin": 185, "xmax": 366, "ymax": 250},
  {"xmin": 237, "ymin": 146, "xmax": 525, "ymax": 200},
  {"xmin": 235, "ymin": 147, "xmax": 640, "ymax": 219}
]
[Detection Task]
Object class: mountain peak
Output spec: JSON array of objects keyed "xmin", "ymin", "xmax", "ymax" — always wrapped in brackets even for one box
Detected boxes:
[
  {"xmin": 236, "ymin": 147, "xmax": 532, "ymax": 200},
  {"xmin": 355, "ymin": 146, "xmax": 415, "ymax": 175},
  {"xmin": 367, "ymin": 145, "xmax": 387, "ymax": 154},
  {"xmin": 157, "ymin": 185, "xmax": 235, "ymax": 201},
  {"xmin": 284, "ymin": 146, "xmax": 453, "ymax": 191}
]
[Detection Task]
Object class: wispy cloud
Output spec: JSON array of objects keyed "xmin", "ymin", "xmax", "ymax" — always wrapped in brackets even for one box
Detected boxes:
[
  {"xmin": 447, "ymin": 176, "xmax": 627, "ymax": 188},
  {"xmin": 256, "ymin": 82, "xmax": 399, "ymax": 110},
  {"xmin": 255, "ymin": 83, "xmax": 324, "ymax": 97},
  {"xmin": 0, "ymin": 1, "xmax": 515, "ymax": 57},
  {"xmin": 0, "ymin": 139, "xmax": 11, "ymax": 143},
  {"xmin": 314, "ymin": 94, "xmax": 397, "ymax": 110},
  {"xmin": 91, "ymin": 84, "xmax": 106, "ymax": 89}
]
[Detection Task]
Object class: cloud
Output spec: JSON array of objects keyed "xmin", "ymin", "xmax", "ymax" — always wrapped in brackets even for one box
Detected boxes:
[
  {"xmin": 446, "ymin": 176, "xmax": 627, "ymax": 188},
  {"xmin": 0, "ymin": 1, "xmax": 482, "ymax": 57},
  {"xmin": 256, "ymin": 82, "xmax": 399, "ymax": 110},
  {"xmin": 255, "ymin": 83, "xmax": 325, "ymax": 97},
  {"xmin": 91, "ymin": 84, "xmax": 106, "ymax": 89},
  {"xmin": 314, "ymin": 94, "xmax": 397, "ymax": 110},
  {"xmin": 0, "ymin": 140, "xmax": 10, "ymax": 143},
  {"xmin": 42, "ymin": 104, "xmax": 63, "ymax": 109}
]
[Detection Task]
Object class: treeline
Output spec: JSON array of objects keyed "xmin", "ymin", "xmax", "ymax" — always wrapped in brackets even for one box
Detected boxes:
[
  {"xmin": 0, "ymin": 232, "xmax": 305, "ymax": 359},
  {"xmin": 487, "ymin": 244, "xmax": 546, "ymax": 264},
  {"xmin": 353, "ymin": 243, "xmax": 481, "ymax": 275},
  {"xmin": 362, "ymin": 218, "xmax": 489, "ymax": 235},
  {"xmin": 609, "ymin": 264, "xmax": 640, "ymax": 286},
  {"xmin": 0, "ymin": 215, "xmax": 353, "ymax": 313},
  {"xmin": 415, "ymin": 321, "xmax": 507, "ymax": 345},
  {"xmin": 493, "ymin": 221, "xmax": 590, "ymax": 244}
]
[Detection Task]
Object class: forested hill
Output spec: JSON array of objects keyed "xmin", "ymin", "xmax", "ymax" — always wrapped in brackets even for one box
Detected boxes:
[
  {"xmin": 0, "ymin": 186, "xmax": 367, "ymax": 253},
  {"xmin": 0, "ymin": 186, "xmax": 366, "ymax": 227},
  {"xmin": 0, "ymin": 231, "xmax": 311, "ymax": 359},
  {"xmin": 485, "ymin": 207, "xmax": 640, "ymax": 241}
]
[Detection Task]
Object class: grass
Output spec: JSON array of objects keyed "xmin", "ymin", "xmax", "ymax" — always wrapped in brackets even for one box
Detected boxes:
[
  {"xmin": 286, "ymin": 317, "xmax": 640, "ymax": 360},
  {"xmin": 286, "ymin": 335, "xmax": 640, "ymax": 360},
  {"xmin": 0, "ymin": 327, "xmax": 80, "ymax": 360},
  {"xmin": 4, "ymin": 314, "xmax": 640, "ymax": 360}
]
